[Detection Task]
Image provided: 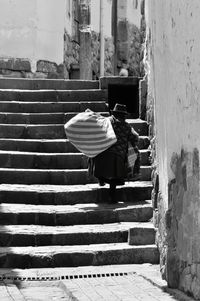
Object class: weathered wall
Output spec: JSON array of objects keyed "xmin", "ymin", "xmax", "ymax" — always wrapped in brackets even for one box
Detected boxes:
[
  {"xmin": 64, "ymin": 0, "xmax": 145, "ymax": 78},
  {"xmin": 145, "ymin": 0, "xmax": 200, "ymax": 298},
  {"xmin": 91, "ymin": 0, "xmax": 114, "ymax": 78},
  {"xmin": 117, "ymin": 0, "xmax": 144, "ymax": 76},
  {"xmin": 0, "ymin": 0, "xmax": 66, "ymax": 78},
  {"xmin": 64, "ymin": 0, "xmax": 114, "ymax": 79}
]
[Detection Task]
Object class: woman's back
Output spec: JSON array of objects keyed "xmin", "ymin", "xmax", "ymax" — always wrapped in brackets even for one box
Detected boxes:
[{"xmin": 107, "ymin": 115, "xmax": 138, "ymax": 159}]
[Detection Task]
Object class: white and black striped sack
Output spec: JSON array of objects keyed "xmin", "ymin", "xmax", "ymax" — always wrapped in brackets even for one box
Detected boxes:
[{"xmin": 64, "ymin": 109, "xmax": 117, "ymax": 157}]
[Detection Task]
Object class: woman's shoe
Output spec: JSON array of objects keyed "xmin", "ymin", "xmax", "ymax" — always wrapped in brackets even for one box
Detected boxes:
[{"xmin": 98, "ymin": 180, "xmax": 105, "ymax": 186}]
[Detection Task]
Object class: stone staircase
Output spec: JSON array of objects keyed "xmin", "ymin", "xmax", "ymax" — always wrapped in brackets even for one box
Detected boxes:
[{"xmin": 0, "ymin": 78, "xmax": 159, "ymax": 269}]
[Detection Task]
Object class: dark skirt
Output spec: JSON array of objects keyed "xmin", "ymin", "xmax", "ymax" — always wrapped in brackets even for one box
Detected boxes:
[{"xmin": 88, "ymin": 151, "xmax": 126, "ymax": 185}]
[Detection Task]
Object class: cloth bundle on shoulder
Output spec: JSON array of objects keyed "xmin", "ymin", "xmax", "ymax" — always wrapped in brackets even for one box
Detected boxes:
[
  {"xmin": 64, "ymin": 109, "xmax": 117, "ymax": 158},
  {"xmin": 127, "ymin": 142, "xmax": 138, "ymax": 168}
]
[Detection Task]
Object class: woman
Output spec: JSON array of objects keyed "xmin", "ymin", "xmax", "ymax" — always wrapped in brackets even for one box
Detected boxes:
[{"xmin": 88, "ymin": 103, "xmax": 140, "ymax": 203}]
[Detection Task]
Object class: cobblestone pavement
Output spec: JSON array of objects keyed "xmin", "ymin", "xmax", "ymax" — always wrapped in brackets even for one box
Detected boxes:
[{"xmin": 0, "ymin": 264, "xmax": 195, "ymax": 301}]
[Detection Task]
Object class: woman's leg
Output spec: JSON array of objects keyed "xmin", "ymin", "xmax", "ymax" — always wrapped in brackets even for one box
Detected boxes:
[
  {"xmin": 98, "ymin": 177, "xmax": 105, "ymax": 186},
  {"xmin": 109, "ymin": 181, "xmax": 117, "ymax": 203}
]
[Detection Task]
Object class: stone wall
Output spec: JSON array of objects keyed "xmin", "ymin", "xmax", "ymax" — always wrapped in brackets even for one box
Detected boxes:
[
  {"xmin": 0, "ymin": 0, "xmax": 66, "ymax": 78},
  {"xmin": 91, "ymin": 31, "xmax": 114, "ymax": 78},
  {"xmin": 0, "ymin": 58, "xmax": 64, "ymax": 79},
  {"xmin": 145, "ymin": 0, "xmax": 200, "ymax": 299},
  {"xmin": 128, "ymin": 24, "xmax": 142, "ymax": 77},
  {"xmin": 64, "ymin": 30, "xmax": 80, "ymax": 79},
  {"xmin": 63, "ymin": 0, "xmax": 145, "ymax": 79},
  {"xmin": 117, "ymin": 0, "xmax": 145, "ymax": 77}
]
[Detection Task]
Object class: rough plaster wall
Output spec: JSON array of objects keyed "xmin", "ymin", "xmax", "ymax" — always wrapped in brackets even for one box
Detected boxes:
[
  {"xmin": 0, "ymin": 0, "xmax": 65, "ymax": 71},
  {"xmin": 146, "ymin": 0, "xmax": 200, "ymax": 298},
  {"xmin": 117, "ymin": 0, "xmax": 144, "ymax": 75},
  {"xmin": 127, "ymin": 0, "xmax": 142, "ymax": 28},
  {"xmin": 91, "ymin": 0, "xmax": 112, "ymax": 37}
]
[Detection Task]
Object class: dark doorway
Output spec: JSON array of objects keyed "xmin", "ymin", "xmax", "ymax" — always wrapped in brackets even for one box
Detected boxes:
[{"xmin": 108, "ymin": 80, "xmax": 140, "ymax": 119}]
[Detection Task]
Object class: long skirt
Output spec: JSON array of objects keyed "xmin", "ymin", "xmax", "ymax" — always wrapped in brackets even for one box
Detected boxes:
[{"xmin": 88, "ymin": 151, "xmax": 126, "ymax": 186}]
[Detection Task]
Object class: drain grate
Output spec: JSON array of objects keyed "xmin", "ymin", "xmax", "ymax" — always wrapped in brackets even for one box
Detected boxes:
[{"xmin": 0, "ymin": 271, "xmax": 136, "ymax": 282}]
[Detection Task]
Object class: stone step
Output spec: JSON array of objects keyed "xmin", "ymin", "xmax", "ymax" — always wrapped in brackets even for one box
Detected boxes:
[
  {"xmin": 127, "ymin": 119, "xmax": 148, "ymax": 136},
  {"xmin": 0, "ymin": 166, "xmax": 151, "ymax": 185},
  {"xmin": 0, "ymin": 201, "xmax": 153, "ymax": 225},
  {"xmin": 0, "ymin": 137, "xmax": 150, "ymax": 152},
  {"xmin": 0, "ymin": 281, "xmax": 26, "ymax": 301},
  {"xmin": 100, "ymin": 76, "xmax": 139, "ymax": 89},
  {"xmin": 0, "ymin": 182, "xmax": 153, "ymax": 204},
  {"xmin": 0, "ymin": 112, "xmax": 109, "ymax": 124},
  {"xmin": 0, "ymin": 123, "xmax": 148, "ymax": 139},
  {"xmin": 0, "ymin": 78, "xmax": 99, "ymax": 90},
  {"xmin": 0, "ymin": 243, "xmax": 159, "ymax": 268},
  {"xmin": 0, "ymin": 89, "xmax": 107, "ymax": 102},
  {"xmin": 0, "ymin": 222, "xmax": 155, "ymax": 247},
  {"xmin": 0, "ymin": 101, "xmax": 107, "ymax": 113},
  {"xmin": 128, "ymin": 226, "xmax": 156, "ymax": 245},
  {"xmin": 0, "ymin": 149, "xmax": 150, "ymax": 169}
]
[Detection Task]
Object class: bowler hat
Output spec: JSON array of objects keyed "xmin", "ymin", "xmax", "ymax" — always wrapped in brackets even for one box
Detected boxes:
[{"xmin": 111, "ymin": 103, "xmax": 128, "ymax": 115}]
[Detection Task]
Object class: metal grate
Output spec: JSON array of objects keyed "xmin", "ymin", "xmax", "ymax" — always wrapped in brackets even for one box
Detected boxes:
[{"xmin": 0, "ymin": 271, "xmax": 136, "ymax": 282}]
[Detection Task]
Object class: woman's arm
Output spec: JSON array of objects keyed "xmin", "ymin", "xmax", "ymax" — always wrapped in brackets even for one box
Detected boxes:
[{"xmin": 129, "ymin": 127, "xmax": 139, "ymax": 147}]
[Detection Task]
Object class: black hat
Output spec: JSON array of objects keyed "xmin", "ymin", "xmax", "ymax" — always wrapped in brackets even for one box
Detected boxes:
[{"xmin": 111, "ymin": 103, "xmax": 128, "ymax": 115}]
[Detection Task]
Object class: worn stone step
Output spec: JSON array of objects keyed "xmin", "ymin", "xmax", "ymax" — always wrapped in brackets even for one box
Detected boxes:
[
  {"xmin": 0, "ymin": 222, "xmax": 155, "ymax": 247},
  {"xmin": 127, "ymin": 119, "xmax": 148, "ymax": 136},
  {"xmin": 0, "ymin": 151, "xmax": 88, "ymax": 169},
  {"xmin": 0, "ymin": 78, "xmax": 99, "ymax": 90},
  {"xmin": 0, "ymin": 101, "xmax": 107, "ymax": 113},
  {"xmin": 0, "ymin": 150, "xmax": 150, "ymax": 169},
  {"xmin": 0, "ymin": 243, "xmax": 159, "ymax": 268},
  {"xmin": 0, "ymin": 201, "xmax": 153, "ymax": 225},
  {"xmin": 0, "ymin": 166, "xmax": 151, "ymax": 185},
  {"xmin": 0, "ymin": 112, "xmax": 109, "ymax": 124},
  {"xmin": 0, "ymin": 124, "xmax": 67, "ymax": 139},
  {"xmin": 0, "ymin": 281, "xmax": 26, "ymax": 301},
  {"xmin": 100, "ymin": 76, "xmax": 140, "ymax": 89},
  {"xmin": 128, "ymin": 226, "xmax": 156, "ymax": 246},
  {"xmin": 0, "ymin": 182, "xmax": 153, "ymax": 204},
  {"xmin": 0, "ymin": 89, "xmax": 107, "ymax": 102},
  {"xmin": 0, "ymin": 137, "xmax": 149, "ymax": 153},
  {"xmin": 0, "ymin": 122, "xmax": 148, "ymax": 139}
]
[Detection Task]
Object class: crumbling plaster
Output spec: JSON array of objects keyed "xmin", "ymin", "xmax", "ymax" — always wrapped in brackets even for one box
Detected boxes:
[
  {"xmin": 145, "ymin": 0, "xmax": 200, "ymax": 298},
  {"xmin": 146, "ymin": 0, "xmax": 200, "ymax": 201}
]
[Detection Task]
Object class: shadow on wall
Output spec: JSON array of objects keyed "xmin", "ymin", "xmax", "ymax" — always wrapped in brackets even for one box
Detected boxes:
[{"xmin": 160, "ymin": 148, "xmax": 200, "ymax": 299}]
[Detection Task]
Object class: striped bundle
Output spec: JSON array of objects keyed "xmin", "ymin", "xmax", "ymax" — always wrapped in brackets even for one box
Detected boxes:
[{"xmin": 64, "ymin": 109, "xmax": 117, "ymax": 158}]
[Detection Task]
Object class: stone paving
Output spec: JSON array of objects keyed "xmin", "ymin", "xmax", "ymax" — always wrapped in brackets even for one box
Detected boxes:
[{"xmin": 0, "ymin": 264, "xmax": 196, "ymax": 301}]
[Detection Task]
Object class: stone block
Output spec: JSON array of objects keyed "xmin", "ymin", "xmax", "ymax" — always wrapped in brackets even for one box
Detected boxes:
[
  {"xmin": 118, "ymin": 42, "xmax": 129, "ymax": 61},
  {"xmin": 166, "ymin": 249, "xmax": 180, "ymax": 288},
  {"xmin": 118, "ymin": 20, "xmax": 129, "ymax": 42},
  {"xmin": 1, "ymin": 69, "xmax": 24, "ymax": 78},
  {"xmin": 0, "ymin": 58, "xmax": 31, "ymax": 71},
  {"xmin": 79, "ymin": 30, "xmax": 92, "ymax": 80},
  {"xmin": 37, "ymin": 60, "xmax": 58, "ymax": 74},
  {"xmin": 128, "ymin": 226, "xmax": 155, "ymax": 245},
  {"xmin": 100, "ymin": 76, "xmax": 139, "ymax": 89}
]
